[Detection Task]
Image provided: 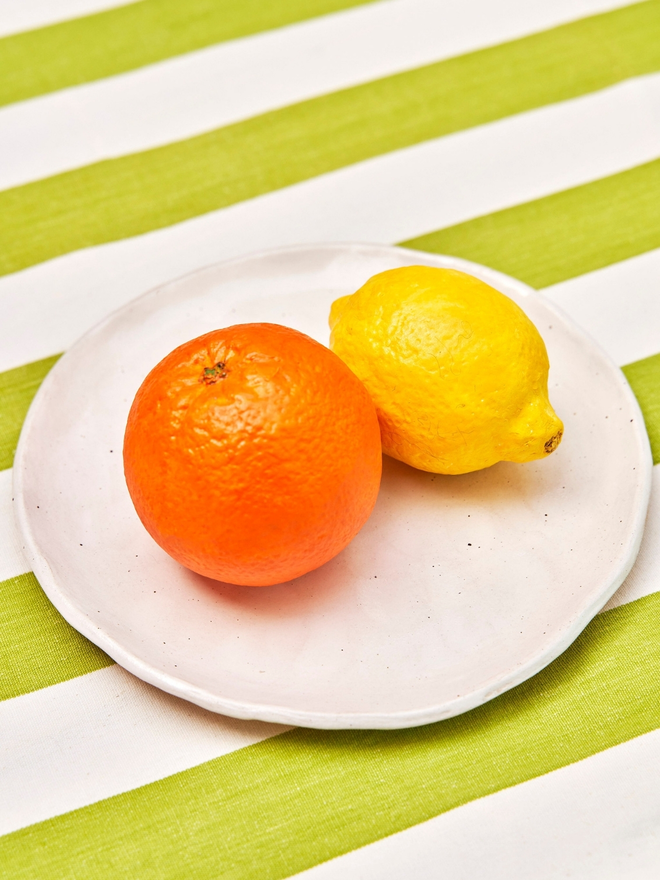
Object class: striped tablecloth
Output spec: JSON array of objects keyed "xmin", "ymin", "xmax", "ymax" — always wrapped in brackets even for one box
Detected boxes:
[{"xmin": 2, "ymin": 1, "xmax": 660, "ymax": 876}]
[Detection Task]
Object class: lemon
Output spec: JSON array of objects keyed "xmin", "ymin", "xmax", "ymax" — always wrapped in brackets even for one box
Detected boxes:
[{"xmin": 329, "ymin": 265, "xmax": 563, "ymax": 475}]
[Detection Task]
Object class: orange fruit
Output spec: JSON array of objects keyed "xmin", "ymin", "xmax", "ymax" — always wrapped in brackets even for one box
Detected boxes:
[{"xmin": 123, "ymin": 323, "xmax": 382, "ymax": 586}]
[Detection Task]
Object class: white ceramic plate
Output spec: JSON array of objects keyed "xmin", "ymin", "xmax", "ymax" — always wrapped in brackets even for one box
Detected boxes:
[{"xmin": 14, "ymin": 244, "xmax": 652, "ymax": 729}]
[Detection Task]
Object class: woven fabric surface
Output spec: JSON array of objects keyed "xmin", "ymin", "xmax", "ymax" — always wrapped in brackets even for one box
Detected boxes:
[{"xmin": 1, "ymin": 1, "xmax": 660, "ymax": 877}]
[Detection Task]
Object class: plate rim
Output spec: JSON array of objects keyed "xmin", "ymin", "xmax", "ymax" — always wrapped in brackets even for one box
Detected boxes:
[{"xmin": 13, "ymin": 242, "xmax": 654, "ymax": 729}]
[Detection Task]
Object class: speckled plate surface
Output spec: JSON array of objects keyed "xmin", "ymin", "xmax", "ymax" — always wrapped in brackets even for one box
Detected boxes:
[{"xmin": 13, "ymin": 244, "xmax": 652, "ymax": 729}]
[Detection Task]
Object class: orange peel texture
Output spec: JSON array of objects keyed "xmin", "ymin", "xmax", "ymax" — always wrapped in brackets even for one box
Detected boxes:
[{"xmin": 124, "ymin": 323, "xmax": 382, "ymax": 586}]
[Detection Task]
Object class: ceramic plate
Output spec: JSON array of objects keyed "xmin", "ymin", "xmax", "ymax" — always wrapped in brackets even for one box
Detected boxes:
[{"xmin": 14, "ymin": 244, "xmax": 652, "ymax": 729}]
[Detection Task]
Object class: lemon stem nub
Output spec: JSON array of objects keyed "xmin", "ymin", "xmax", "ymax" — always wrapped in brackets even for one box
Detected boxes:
[{"xmin": 544, "ymin": 430, "xmax": 563, "ymax": 454}]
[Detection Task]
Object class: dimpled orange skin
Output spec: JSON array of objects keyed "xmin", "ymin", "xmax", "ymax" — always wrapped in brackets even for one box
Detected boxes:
[{"xmin": 123, "ymin": 323, "xmax": 382, "ymax": 587}]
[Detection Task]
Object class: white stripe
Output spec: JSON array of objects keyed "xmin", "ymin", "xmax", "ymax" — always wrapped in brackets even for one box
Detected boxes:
[
  {"xmin": 0, "ymin": 664, "xmax": 288, "ymax": 836},
  {"xmin": 0, "ymin": 0, "xmax": 137, "ymax": 39},
  {"xmin": 1, "ymin": 74, "xmax": 659, "ymax": 374},
  {"xmin": 543, "ymin": 248, "xmax": 660, "ymax": 367},
  {"xmin": 0, "ymin": 548, "xmax": 660, "ymax": 844},
  {"xmin": 0, "ymin": 468, "xmax": 29, "ymax": 581},
  {"xmin": 297, "ymin": 726, "xmax": 660, "ymax": 880},
  {"xmin": 0, "ymin": 0, "xmax": 639, "ymax": 190}
]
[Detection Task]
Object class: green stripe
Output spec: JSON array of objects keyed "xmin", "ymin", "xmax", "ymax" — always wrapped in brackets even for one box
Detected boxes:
[
  {"xmin": 402, "ymin": 158, "xmax": 660, "ymax": 289},
  {"xmin": 623, "ymin": 352, "xmax": 660, "ymax": 464},
  {"xmin": 2, "ymin": 1, "xmax": 660, "ymax": 277},
  {"xmin": 0, "ymin": 573, "xmax": 112, "ymax": 702},
  {"xmin": 1, "ymin": 352, "xmax": 656, "ymax": 702},
  {"xmin": 0, "ymin": 342, "xmax": 656, "ymax": 702},
  {"xmin": 0, "ymin": 0, "xmax": 378, "ymax": 108},
  {"xmin": 0, "ymin": 348, "xmax": 655, "ymax": 705},
  {"xmin": 2, "ymin": 592, "xmax": 659, "ymax": 877},
  {"xmin": 2, "ymin": 147, "xmax": 660, "ymax": 475},
  {"xmin": 0, "ymin": 355, "xmax": 114, "ymax": 696},
  {"xmin": 0, "ymin": 355, "xmax": 61, "ymax": 472}
]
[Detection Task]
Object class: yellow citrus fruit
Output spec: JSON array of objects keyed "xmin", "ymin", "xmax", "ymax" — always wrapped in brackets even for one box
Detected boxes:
[{"xmin": 329, "ymin": 265, "xmax": 563, "ymax": 475}]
